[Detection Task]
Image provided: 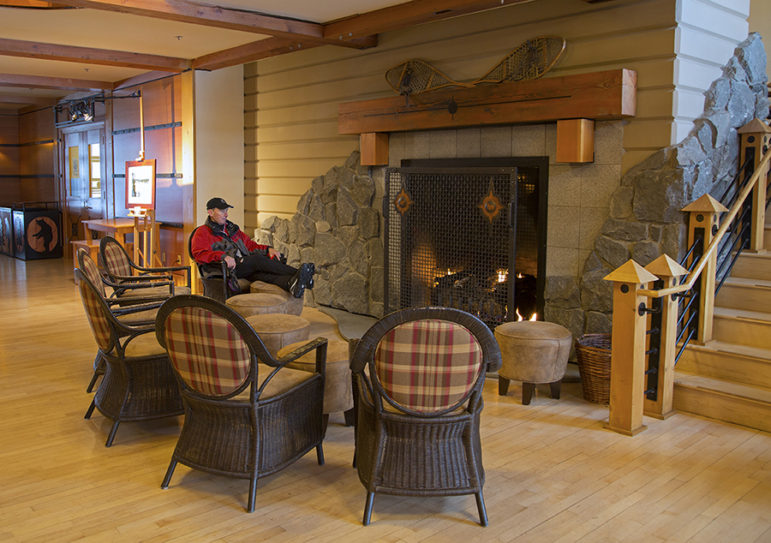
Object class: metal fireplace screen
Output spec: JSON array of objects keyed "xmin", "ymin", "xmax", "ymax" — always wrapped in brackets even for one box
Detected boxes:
[{"xmin": 384, "ymin": 166, "xmax": 538, "ymax": 328}]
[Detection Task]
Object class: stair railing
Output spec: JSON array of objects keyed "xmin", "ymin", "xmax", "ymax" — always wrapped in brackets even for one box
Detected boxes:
[{"xmin": 603, "ymin": 119, "xmax": 770, "ymax": 436}]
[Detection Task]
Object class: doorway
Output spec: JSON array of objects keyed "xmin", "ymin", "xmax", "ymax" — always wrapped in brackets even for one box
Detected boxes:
[{"xmin": 58, "ymin": 123, "xmax": 106, "ymax": 253}]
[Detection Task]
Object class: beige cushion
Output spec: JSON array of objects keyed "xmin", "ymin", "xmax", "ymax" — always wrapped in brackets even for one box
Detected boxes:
[
  {"xmin": 116, "ymin": 285, "xmax": 190, "ymax": 301},
  {"xmin": 278, "ymin": 339, "xmax": 353, "ymax": 414},
  {"xmin": 124, "ymin": 330, "xmax": 166, "ymax": 358},
  {"xmin": 116, "ymin": 307, "xmax": 158, "ymax": 325},
  {"xmin": 246, "ymin": 314, "xmax": 311, "ymax": 357},
  {"xmin": 232, "ymin": 363, "xmax": 318, "ymax": 401},
  {"xmin": 494, "ymin": 321, "xmax": 572, "ymax": 383},
  {"xmin": 226, "ymin": 293, "xmax": 287, "ymax": 317},
  {"xmin": 250, "ymin": 280, "xmax": 303, "ymax": 315}
]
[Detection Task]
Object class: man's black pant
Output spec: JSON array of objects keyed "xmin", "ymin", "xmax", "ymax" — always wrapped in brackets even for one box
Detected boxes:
[{"xmin": 234, "ymin": 252, "xmax": 297, "ymax": 291}]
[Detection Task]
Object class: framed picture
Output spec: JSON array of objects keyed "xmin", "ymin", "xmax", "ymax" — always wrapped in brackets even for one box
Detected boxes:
[{"xmin": 125, "ymin": 159, "xmax": 156, "ymax": 210}]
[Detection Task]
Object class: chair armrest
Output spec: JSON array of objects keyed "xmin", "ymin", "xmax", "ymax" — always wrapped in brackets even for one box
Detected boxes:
[
  {"xmin": 112, "ymin": 273, "xmax": 174, "ymax": 283},
  {"xmin": 111, "ymin": 300, "xmax": 163, "ymax": 316},
  {"xmin": 275, "ymin": 337, "xmax": 329, "ymax": 372}
]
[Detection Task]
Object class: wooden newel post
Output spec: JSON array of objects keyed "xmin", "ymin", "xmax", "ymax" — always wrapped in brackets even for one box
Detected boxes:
[
  {"xmin": 604, "ymin": 260, "xmax": 658, "ymax": 436},
  {"xmin": 643, "ymin": 255, "xmax": 688, "ymax": 419},
  {"xmin": 738, "ymin": 119, "xmax": 770, "ymax": 252},
  {"xmin": 681, "ymin": 194, "xmax": 727, "ymax": 344}
]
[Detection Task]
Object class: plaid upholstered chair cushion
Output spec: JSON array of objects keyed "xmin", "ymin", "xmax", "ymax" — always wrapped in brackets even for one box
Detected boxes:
[
  {"xmin": 163, "ymin": 306, "xmax": 251, "ymax": 396},
  {"xmin": 79, "ymin": 250, "xmax": 107, "ymax": 297},
  {"xmin": 102, "ymin": 241, "xmax": 132, "ymax": 278},
  {"xmin": 79, "ymin": 279, "xmax": 113, "ymax": 351},
  {"xmin": 374, "ymin": 319, "xmax": 484, "ymax": 413}
]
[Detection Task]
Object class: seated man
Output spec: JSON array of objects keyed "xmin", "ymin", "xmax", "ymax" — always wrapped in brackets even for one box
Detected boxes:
[{"xmin": 192, "ymin": 197, "xmax": 314, "ymax": 298}]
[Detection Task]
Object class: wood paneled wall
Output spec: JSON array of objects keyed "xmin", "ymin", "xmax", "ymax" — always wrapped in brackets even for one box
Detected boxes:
[
  {"xmin": 0, "ymin": 107, "xmax": 55, "ymax": 205},
  {"xmin": 244, "ymin": 0, "xmax": 750, "ymax": 231},
  {"xmin": 112, "ymin": 75, "xmax": 183, "ymax": 223}
]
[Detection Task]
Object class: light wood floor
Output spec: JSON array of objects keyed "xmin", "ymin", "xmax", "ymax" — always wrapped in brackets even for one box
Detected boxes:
[{"xmin": 1, "ymin": 256, "xmax": 769, "ymax": 542}]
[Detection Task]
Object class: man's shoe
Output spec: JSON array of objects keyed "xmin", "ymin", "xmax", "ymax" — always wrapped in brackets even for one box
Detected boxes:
[{"xmin": 290, "ymin": 263, "xmax": 314, "ymax": 298}]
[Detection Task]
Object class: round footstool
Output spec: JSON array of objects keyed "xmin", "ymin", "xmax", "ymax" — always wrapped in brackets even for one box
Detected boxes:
[
  {"xmin": 278, "ymin": 339, "xmax": 353, "ymax": 416},
  {"xmin": 226, "ymin": 292, "xmax": 287, "ymax": 317},
  {"xmin": 494, "ymin": 321, "xmax": 572, "ymax": 405},
  {"xmin": 245, "ymin": 313, "xmax": 310, "ymax": 357},
  {"xmin": 250, "ymin": 280, "xmax": 303, "ymax": 315}
]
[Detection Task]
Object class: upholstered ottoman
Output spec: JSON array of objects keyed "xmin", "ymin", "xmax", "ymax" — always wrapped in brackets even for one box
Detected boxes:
[
  {"xmin": 494, "ymin": 321, "xmax": 572, "ymax": 405},
  {"xmin": 245, "ymin": 313, "xmax": 311, "ymax": 357},
  {"xmin": 250, "ymin": 280, "xmax": 303, "ymax": 315},
  {"xmin": 278, "ymin": 339, "xmax": 354, "ymax": 419},
  {"xmin": 226, "ymin": 292, "xmax": 287, "ymax": 317}
]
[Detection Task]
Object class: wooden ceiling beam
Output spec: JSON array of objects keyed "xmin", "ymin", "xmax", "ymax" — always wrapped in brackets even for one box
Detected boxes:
[
  {"xmin": 0, "ymin": 73, "xmax": 113, "ymax": 91},
  {"xmin": 193, "ymin": 38, "xmax": 319, "ymax": 71},
  {"xmin": 0, "ymin": 38, "xmax": 190, "ymax": 72},
  {"xmin": 55, "ymin": 0, "xmax": 376, "ymax": 49},
  {"xmin": 324, "ymin": 0, "xmax": 534, "ymax": 42}
]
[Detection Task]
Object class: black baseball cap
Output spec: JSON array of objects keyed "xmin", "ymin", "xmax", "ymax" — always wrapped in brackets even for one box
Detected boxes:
[{"xmin": 206, "ymin": 197, "xmax": 233, "ymax": 210}]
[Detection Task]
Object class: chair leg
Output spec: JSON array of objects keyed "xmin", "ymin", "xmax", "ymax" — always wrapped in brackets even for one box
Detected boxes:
[
  {"xmin": 86, "ymin": 370, "xmax": 101, "ymax": 393},
  {"xmin": 247, "ymin": 477, "xmax": 257, "ymax": 513},
  {"xmin": 549, "ymin": 380, "xmax": 561, "ymax": 399},
  {"xmin": 522, "ymin": 382, "xmax": 535, "ymax": 405},
  {"xmin": 84, "ymin": 399, "xmax": 96, "ymax": 419},
  {"xmin": 498, "ymin": 376, "xmax": 510, "ymax": 396},
  {"xmin": 363, "ymin": 491, "xmax": 375, "ymax": 526},
  {"xmin": 475, "ymin": 491, "xmax": 488, "ymax": 526},
  {"xmin": 105, "ymin": 420, "xmax": 120, "ymax": 447},
  {"xmin": 343, "ymin": 408, "xmax": 355, "ymax": 426},
  {"xmin": 316, "ymin": 443, "xmax": 325, "ymax": 466},
  {"xmin": 161, "ymin": 459, "xmax": 177, "ymax": 489}
]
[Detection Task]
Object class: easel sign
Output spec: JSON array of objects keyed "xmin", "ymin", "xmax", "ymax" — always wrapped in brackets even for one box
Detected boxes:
[
  {"xmin": 125, "ymin": 159, "xmax": 157, "ymax": 267},
  {"xmin": 125, "ymin": 159, "xmax": 156, "ymax": 210}
]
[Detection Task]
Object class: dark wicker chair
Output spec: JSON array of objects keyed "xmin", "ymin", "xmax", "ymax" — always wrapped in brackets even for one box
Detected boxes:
[
  {"xmin": 188, "ymin": 225, "xmax": 250, "ymax": 303},
  {"xmin": 76, "ymin": 268, "xmax": 183, "ymax": 447},
  {"xmin": 77, "ymin": 248, "xmax": 164, "ymax": 392},
  {"xmin": 99, "ymin": 235, "xmax": 191, "ymax": 304},
  {"xmin": 350, "ymin": 306, "xmax": 502, "ymax": 526},
  {"xmin": 154, "ymin": 294, "xmax": 328, "ymax": 512}
]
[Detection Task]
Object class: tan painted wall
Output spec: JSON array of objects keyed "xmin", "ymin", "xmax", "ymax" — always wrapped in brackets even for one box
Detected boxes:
[
  {"xmin": 244, "ymin": 0, "xmax": 750, "ymax": 232},
  {"xmin": 749, "ymin": 0, "xmax": 771, "ymax": 77}
]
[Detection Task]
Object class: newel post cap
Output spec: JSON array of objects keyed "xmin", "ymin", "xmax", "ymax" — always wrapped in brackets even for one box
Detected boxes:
[
  {"xmin": 603, "ymin": 259, "xmax": 659, "ymax": 284},
  {"xmin": 644, "ymin": 254, "xmax": 688, "ymax": 278},
  {"xmin": 681, "ymin": 193, "xmax": 728, "ymax": 214}
]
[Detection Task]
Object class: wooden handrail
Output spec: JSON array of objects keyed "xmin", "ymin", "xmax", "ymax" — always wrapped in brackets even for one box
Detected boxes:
[{"xmin": 639, "ymin": 149, "xmax": 771, "ymax": 299}]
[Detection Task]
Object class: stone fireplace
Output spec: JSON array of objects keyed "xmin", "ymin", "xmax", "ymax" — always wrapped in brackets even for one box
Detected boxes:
[{"xmin": 256, "ymin": 119, "xmax": 625, "ymax": 340}]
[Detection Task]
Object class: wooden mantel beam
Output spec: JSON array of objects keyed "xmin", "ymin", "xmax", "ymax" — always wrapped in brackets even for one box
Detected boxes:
[{"xmin": 338, "ymin": 69, "xmax": 637, "ymax": 135}]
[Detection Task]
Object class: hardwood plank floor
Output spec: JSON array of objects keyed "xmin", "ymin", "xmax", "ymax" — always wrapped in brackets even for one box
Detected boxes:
[{"xmin": 0, "ymin": 255, "xmax": 769, "ymax": 542}]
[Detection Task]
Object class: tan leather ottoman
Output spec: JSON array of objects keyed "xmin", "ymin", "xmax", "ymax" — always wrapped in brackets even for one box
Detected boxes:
[
  {"xmin": 245, "ymin": 313, "xmax": 310, "ymax": 357},
  {"xmin": 250, "ymin": 280, "xmax": 303, "ymax": 315},
  {"xmin": 494, "ymin": 321, "xmax": 572, "ymax": 405},
  {"xmin": 278, "ymin": 339, "xmax": 353, "ymax": 417},
  {"xmin": 226, "ymin": 292, "xmax": 287, "ymax": 317}
]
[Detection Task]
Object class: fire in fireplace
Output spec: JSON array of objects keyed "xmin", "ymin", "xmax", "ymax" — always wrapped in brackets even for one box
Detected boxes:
[{"xmin": 384, "ymin": 157, "xmax": 547, "ymax": 329}]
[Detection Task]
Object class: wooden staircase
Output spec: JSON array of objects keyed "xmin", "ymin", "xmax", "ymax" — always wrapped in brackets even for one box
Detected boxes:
[{"xmin": 674, "ymin": 216, "xmax": 771, "ymax": 432}]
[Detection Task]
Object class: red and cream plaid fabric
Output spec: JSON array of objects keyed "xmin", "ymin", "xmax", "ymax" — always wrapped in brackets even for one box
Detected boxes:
[
  {"xmin": 374, "ymin": 319, "xmax": 483, "ymax": 412},
  {"xmin": 79, "ymin": 280, "xmax": 112, "ymax": 351},
  {"xmin": 103, "ymin": 242, "xmax": 131, "ymax": 278},
  {"xmin": 80, "ymin": 251, "xmax": 106, "ymax": 297},
  {"xmin": 163, "ymin": 306, "xmax": 251, "ymax": 396}
]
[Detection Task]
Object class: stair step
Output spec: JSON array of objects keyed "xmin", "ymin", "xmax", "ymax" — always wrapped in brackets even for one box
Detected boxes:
[
  {"xmin": 678, "ymin": 339, "xmax": 771, "ymax": 387},
  {"xmin": 715, "ymin": 277, "xmax": 771, "ymax": 313},
  {"xmin": 713, "ymin": 307, "xmax": 771, "ymax": 350},
  {"xmin": 731, "ymin": 251, "xmax": 771, "ymax": 280},
  {"xmin": 674, "ymin": 373, "xmax": 771, "ymax": 433}
]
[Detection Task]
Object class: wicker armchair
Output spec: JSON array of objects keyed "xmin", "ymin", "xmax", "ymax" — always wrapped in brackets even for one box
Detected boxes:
[
  {"xmin": 350, "ymin": 307, "xmax": 502, "ymax": 526},
  {"xmin": 154, "ymin": 294, "xmax": 328, "ymax": 512},
  {"xmin": 76, "ymin": 269, "xmax": 183, "ymax": 447},
  {"xmin": 188, "ymin": 225, "xmax": 250, "ymax": 302},
  {"xmin": 99, "ymin": 236, "xmax": 191, "ymax": 304},
  {"xmin": 77, "ymin": 248, "xmax": 164, "ymax": 392}
]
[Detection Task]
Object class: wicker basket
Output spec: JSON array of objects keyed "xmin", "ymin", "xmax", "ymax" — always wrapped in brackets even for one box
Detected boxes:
[{"xmin": 575, "ymin": 334, "xmax": 611, "ymax": 405}]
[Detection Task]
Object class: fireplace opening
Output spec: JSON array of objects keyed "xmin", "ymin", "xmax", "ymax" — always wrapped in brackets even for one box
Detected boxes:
[{"xmin": 384, "ymin": 157, "xmax": 547, "ymax": 329}]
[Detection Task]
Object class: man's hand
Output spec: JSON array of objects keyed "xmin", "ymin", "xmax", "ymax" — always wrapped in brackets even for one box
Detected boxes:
[
  {"xmin": 223, "ymin": 255, "xmax": 236, "ymax": 269},
  {"xmin": 267, "ymin": 247, "xmax": 281, "ymax": 260}
]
